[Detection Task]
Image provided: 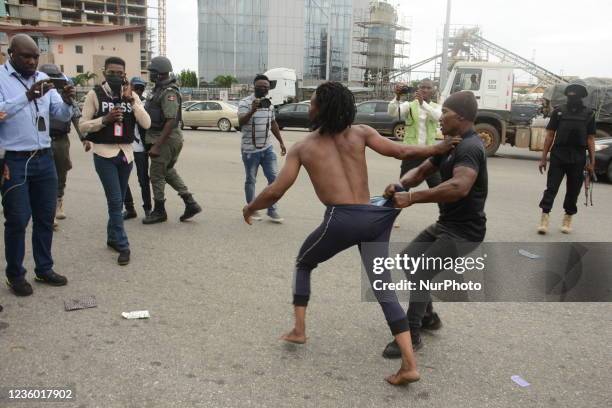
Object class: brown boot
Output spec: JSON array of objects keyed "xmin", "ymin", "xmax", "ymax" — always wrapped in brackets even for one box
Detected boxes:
[
  {"xmin": 537, "ymin": 212, "xmax": 549, "ymax": 235},
  {"xmin": 56, "ymin": 198, "xmax": 66, "ymax": 220},
  {"xmin": 560, "ymin": 214, "xmax": 573, "ymax": 234}
]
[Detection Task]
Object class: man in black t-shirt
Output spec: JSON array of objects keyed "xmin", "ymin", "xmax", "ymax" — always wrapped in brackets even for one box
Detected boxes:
[
  {"xmin": 537, "ymin": 80, "xmax": 596, "ymax": 234},
  {"xmin": 381, "ymin": 91, "xmax": 488, "ymax": 358}
]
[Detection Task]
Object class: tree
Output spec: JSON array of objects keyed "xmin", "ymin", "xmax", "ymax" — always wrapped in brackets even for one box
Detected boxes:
[
  {"xmin": 213, "ymin": 74, "xmax": 238, "ymax": 88},
  {"xmin": 72, "ymin": 71, "xmax": 97, "ymax": 86},
  {"xmin": 178, "ymin": 69, "xmax": 198, "ymax": 88}
]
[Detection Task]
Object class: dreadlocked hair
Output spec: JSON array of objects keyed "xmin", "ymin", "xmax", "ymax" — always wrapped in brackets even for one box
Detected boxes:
[{"xmin": 312, "ymin": 82, "xmax": 356, "ymax": 135}]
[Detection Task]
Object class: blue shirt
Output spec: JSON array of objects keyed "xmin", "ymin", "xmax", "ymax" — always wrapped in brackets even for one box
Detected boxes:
[{"xmin": 0, "ymin": 62, "xmax": 73, "ymax": 151}]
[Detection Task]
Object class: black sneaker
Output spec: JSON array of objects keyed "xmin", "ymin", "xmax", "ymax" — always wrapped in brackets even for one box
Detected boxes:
[
  {"xmin": 35, "ymin": 271, "xmax": 68, "ymax": 286},
  {"xmin": 6, "ymin": 279, "xmax": 33, "ymax": 296},
  {"xmin": 421, "ymin": 312, "xmax": 442, "ymax": 331},
  {"xmin": 118, "ymin": 250, "xmax": 130, "ymax": 266},
  {"xmin": 382, "ymin": 330, "xmax": 423, "ymax": 359},
  {"xmin": 107, "ymin": 241, "xmax": 121, "ymax": 253},
  {"xmin": 123, "ymin": 208, "xmax": 137, "ymax": 220}
]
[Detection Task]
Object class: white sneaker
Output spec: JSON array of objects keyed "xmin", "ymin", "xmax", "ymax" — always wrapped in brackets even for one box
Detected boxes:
[
  {"xmin": 251, "ymin": 211, "xmax": 263, "ymax": 221},
  {"xmin": 268, "ymin": 211, "xmax": 284, "ymax": 224}
]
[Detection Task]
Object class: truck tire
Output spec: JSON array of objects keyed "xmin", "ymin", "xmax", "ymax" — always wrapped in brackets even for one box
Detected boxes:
[{"xmin": 475, "ymin": 123, "xmax": 501, "ymax": 156}]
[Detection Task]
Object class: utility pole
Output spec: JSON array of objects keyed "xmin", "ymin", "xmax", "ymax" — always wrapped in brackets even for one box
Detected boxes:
[{"xmin": 439, "ymin": 0, "xmax": 451, "ymax": 90}]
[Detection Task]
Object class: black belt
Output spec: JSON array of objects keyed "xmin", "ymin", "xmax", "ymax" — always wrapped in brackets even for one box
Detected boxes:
[{"xmin": 5, "ymin": 148, "xmax": 52, "ymax": 158}]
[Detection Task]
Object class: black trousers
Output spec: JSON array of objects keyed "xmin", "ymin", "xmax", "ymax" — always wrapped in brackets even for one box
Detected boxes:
[
  {"xmin": 124, "ymin": 151, "xmax": 152, "ymax": 211},
  {"xmin": 400, "ymin": 158, "xmax": 442, "ymax": 211},
  {"xmin": 403, "ymin": 223, "xmax": 481, "ymax": 329},
  {"xmin": 539, "ymin": 156, "xmax": 585, "ymax": 216}
]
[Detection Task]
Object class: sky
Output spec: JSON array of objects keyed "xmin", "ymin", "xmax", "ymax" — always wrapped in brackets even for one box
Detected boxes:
[{"xmin": 165, "ymin": 0, "xmax": 612, "ymax": 81}]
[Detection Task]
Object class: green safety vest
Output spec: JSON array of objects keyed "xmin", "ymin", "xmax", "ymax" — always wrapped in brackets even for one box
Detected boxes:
[{"xmin": 401, "ymin": 100, "xmax": 439, "ymax": 146}]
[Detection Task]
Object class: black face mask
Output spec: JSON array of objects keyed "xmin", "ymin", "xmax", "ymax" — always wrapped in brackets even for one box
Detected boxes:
[
  {"xmin": 149, "ymin": 71, "xmax": 159, "ymax": 83},
  {"xmin": 567, "ymin": 95, "xmax": 584, "ymax": 110},
  {"xmin": 254, "ymin": 87, "xmax": 268, "ymax": 98},
  {"xmin": 106, "ymin": 75, "xmax": 124, "ymax": 93}
]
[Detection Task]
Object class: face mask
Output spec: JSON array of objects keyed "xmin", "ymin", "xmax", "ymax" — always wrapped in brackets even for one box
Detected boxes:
[
  {"xmin": 149, "ymin": 71, "xmax": 159, "ymax": 83},
  {"xmin": 106, "ymin": 75, "xmax": 124, "ymax": 93},
  {"xmin": 254, "ymin": 87, "xmax": 268, "ymax": 98},
  {"xmin": 567, "ymin": 95, "xmax": 583, "ymax": 109}
]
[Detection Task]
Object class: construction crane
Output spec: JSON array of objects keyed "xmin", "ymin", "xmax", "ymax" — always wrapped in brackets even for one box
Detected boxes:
[
  {"xmin": 158, "ymin": 0, "xmax": 166, "ymax": 56},
  {"xmin": 450, "ymin": 28, "xmax": 567, "ymax": 87}
]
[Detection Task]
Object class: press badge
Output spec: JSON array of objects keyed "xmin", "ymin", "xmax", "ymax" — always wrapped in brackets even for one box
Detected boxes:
[
  {"xmin": 114, "ymin": 123, "xmax": 123, "ymax": 137},
  {"xmin": 37, "ymin": 116, "xmax": 46, "ymax": 132}
]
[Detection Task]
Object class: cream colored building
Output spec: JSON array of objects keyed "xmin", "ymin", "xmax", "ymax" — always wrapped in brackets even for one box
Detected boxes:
[{"xmin": 0, "ymin": 25, "xmax": 143, "ymax": 82}]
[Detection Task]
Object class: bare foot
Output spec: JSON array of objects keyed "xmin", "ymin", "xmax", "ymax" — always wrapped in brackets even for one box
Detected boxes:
[
  {"xmin": 385, "ymin": 368, "xmax": 420, "ymax": 386},
  {"xmin": 281, "ymin": 329, "xmax": 307, "ymax": 344}
]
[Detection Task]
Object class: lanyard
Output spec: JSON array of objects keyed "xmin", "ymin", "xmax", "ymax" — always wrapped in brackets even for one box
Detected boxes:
[{"xmin": 10, "ymin": 70, "xmax": 40, "ymax": 113}]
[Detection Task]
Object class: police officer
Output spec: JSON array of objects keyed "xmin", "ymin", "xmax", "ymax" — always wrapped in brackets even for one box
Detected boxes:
[
  {"xmin": 537, "ymin": 80, "xmax": 596, "ymax": 234},
  {"xmin": 143, "ymin": 56, "xmax": 202, "ymax": 224},
  {"xmin": 39, "ymin": 64, "xmax": 85, "ymax": 229}
]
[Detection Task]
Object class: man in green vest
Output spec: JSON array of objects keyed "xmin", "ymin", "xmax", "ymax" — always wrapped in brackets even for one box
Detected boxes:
[{"xmin": 388, "ymin": 78, "xmax": 442, "ymax": 214}]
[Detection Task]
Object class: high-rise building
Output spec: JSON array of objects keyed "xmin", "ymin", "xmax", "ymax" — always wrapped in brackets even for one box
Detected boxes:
[
  {"xmin": 197, "ymin": 0, "xmax": 369, "ymax": 85},
  {"xmin": 0, "ymin": 0, "xmax": 153, "ymax": 77}
]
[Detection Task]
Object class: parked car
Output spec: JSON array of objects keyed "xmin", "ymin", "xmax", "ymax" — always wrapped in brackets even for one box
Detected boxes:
[
  {"xmin": 510, "ymin": 103, "xmax": 541, "ymax": 126},
  {"xmin": 354, "ymin": 100, "xmax": 405, "ymax": 139},
  {"xmin": 182, "ymin": 100, "xmax": 201, "ymax": 110},
  {"xmin": 275, "ymin": 102, "xmax": 311, "ymax": 129},
  {"xmin": 180, "ymin": 100, "xmax": 239, "ymax": 132},
  {"xmin": 594, "ymin": 138, "xmax": 612, "ymax": 182}
]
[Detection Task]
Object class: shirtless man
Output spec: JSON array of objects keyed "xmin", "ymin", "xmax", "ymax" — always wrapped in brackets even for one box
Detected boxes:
[{"xmin": 242, "ymin": 82, "xmax": 459, "ymax": 385}]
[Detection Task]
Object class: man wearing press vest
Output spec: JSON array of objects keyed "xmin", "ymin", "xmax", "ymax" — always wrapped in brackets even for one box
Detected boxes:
[
  {"xmin": 0, "ymin": 34, "xmax": 76, "ymax": 296},
  {"xmin": 79, "ymin": 57, "xmax": 151, "ymax": 266}
]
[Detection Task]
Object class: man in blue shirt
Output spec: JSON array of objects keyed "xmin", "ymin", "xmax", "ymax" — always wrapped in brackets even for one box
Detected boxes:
[{"xmin": 0, "ymin": 34, "xmax": 75, "ymax": 296}]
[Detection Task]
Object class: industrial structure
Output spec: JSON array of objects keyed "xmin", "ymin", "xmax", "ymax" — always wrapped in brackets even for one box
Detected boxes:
[
  {"xmin": 0, "ymin": 0, "xmax": 167, "ymax": 77},
  {"xmin": 351, "ymin": 1, "xmax": 410, "ymax": 89}
]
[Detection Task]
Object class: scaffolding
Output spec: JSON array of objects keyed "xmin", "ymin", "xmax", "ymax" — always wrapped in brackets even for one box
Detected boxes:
[
  {"xmin": 434, "ymin": 26, "xmax": 567, "ymax": 87},
  {"xmin": 351, "ymin": 1, "xmax": 410, "ymax": 92}
]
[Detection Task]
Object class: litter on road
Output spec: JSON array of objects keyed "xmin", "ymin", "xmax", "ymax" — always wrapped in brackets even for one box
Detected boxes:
[
  {"xmin": 511, "ymin": 375, "xmax": 531, "ymax": 387},
  {"xmin": 518, "ymin": 249, "xmax": 541, "ymax": 259},
  {"xmin": 64, "ymin": 295, "xmax": 97, "ymax": 311},
  {"xmin": 121, "ymin": 310, "xmax": 150, "ymax": 319}
]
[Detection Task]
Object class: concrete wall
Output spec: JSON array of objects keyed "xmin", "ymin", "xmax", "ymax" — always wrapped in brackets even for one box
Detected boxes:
[{"xmin": 48, "ymin": 31, "xmax": 142, "ymax": 81}]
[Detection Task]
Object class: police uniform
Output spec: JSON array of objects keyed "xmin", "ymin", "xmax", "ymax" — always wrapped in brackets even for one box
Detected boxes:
[
  {"xmin": 539, "ymin": 103, "xmax": 595, "ymax": 216},
  {"xmin": 145, "ymin": 82, "xmax": 190, "ymax": 200}
]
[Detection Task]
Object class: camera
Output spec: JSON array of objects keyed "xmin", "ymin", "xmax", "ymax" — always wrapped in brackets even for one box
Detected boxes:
[
  {"xmin": 258, "ymin": 98, "xmax": 272, "ymax": 109},
  {"xmin": 398, "ymin": 85, "xmax": 415, "ymax": 95},
  {"xmin": 49, "ymin": 78, "xmax": 68, "ymax": 90}
]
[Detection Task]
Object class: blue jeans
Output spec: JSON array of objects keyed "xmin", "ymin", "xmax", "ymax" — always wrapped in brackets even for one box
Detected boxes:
[
  {"xmin": 242, "ymin": 146, "xmax": 278, "ymax": 214},
  {"xmin": 94, "ymin": 153, "xmax": 133, "ymax": 251},
  {"xmin": 2, "ymin": 151, "xmax": 57, "ymax": 282}
]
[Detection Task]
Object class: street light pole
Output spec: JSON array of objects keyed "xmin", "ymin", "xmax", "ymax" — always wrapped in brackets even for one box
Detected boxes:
[{"xmin": 439, "ymin": 0, "xmax": 451, "ymax": 90}]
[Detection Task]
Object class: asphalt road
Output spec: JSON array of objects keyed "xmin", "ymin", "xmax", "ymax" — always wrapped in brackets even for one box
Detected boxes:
[{"xmin": 0, "ymin": 128, "xmax": 611, "ymax": 408}]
